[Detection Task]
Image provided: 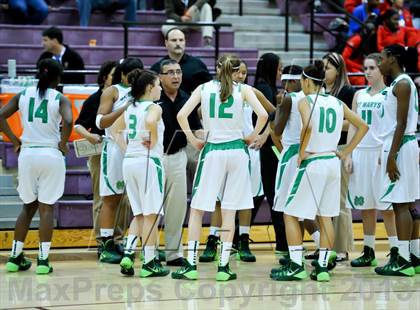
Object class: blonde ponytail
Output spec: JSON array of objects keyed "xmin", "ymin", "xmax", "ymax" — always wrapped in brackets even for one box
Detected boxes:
[{"xmin": 217, "ymin": 54, "xmax": 240, "ymax": 102}]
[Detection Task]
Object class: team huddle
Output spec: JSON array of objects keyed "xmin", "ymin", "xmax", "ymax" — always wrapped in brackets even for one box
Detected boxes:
[{"xmin": 0, "ymin": 44, "xmax": 419, "ymax": 282}]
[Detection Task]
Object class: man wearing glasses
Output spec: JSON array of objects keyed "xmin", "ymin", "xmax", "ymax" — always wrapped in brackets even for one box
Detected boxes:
[{"xmin": 158, "ymin": 59, "xmax": 202, "ymax": 266}]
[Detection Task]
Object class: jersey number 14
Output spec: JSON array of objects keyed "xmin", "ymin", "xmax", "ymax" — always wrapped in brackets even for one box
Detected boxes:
[{"xmin": 28, "ymin": 98, "xmax": 48, "ymax": 123}]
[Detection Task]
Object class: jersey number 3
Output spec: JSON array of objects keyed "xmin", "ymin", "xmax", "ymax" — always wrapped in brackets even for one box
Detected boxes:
[
  {"xmin": 209, "ymin": 94, "xmax": 233, "ymax": 119},
  {"xmin": 28, "ymin": 98, "xmax": 48, "ymax": 123}
]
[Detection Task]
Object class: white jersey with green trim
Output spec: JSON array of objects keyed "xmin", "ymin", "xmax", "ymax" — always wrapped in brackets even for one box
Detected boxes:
[
  {"xmin": 125, "ymin": 100, "xmax": 164, "ymax": 158},
  {"xmin": 282, "ymin": 90, "xmax": 305, "ymax": 146},
  {"xmin": 200, "ymin": 80, "xmax": 245, "ymax": 143},
  {"xmin": 381, "ymin": 74, "xmax": 419, "ymax": 139},
  {"xmin": 105, "ymin": 83, "xmax": 131, "ymax": 137},
  {"xmin": 355, "ymin": 87, "xmax": 387, "ymax": 148},
  {"xmin": 243, "ymin": 100, "xmax": 253, "ymax": 136},
  {"xmin": 305, "ymin": 94, "xmax": 344, "ymax": 153},
  {"xmin": 19, "ymin": 86, "xmax": 62, "ymax": 147}
]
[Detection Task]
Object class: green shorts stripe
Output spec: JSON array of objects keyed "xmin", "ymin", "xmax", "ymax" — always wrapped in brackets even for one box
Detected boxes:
[
  {"xmin": 275, "ymin": 144, "xmax": 299, "ymax": 190},
  {"xmin": 380, "ymin": 135, "xmax": 415, "ymax": 200},
  {"xmin": 192, "ymin": 139, "xmax": 247, "ymax": 198},
  {"xmin": 347, "ymin": 191, "xmax": 356, "ymax": 209},
  {"xmin": 102, "ymin": 141, "xmax": 118, "ymax": 195},
  {"xmin": 285, "ymin": 155, "xmax": 336, "ymax": 207},
  {"xmin": 151, "ymin": 157, "xmax": 163, "ymax": 194}
]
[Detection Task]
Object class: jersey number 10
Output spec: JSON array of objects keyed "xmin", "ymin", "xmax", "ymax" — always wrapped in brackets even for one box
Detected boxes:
[
  {"xmin": 318, "ymin": 107, "xmax": 336, "ymax": 133},
  {"xmin": 28, "ymin": 98, "xmax": 48, "ymax": 123}
]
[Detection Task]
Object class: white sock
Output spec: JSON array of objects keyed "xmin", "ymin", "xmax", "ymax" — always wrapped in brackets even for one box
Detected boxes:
[
  {"xmin": 11, "ymin": 240, "xmax": 24, "ymax": 258},
  {"xmin": 39, "ymin": 242, "xmax": 51, "ymax": 260},
  {"xmin": 318, "ymin": 248, "xmax": 331, "ymax": 268},
  {"xmin": 144, "ymin": 245, "xmax": 155, "ymax": 264},
  {"xmin": 187, "ymin": 241, "xmax": 199, "ymax": 265},
  {"xmin": 410, "ymin": 239, "xmax": 419, "ymax": 258},
  {"xmin": 364, "ymin": 235, "xmax": 376, "ymax": 250},
  {"xmin": 398, "ymin": 240, "xmax": 410, "ymax": 261},
  {"xmin": 219, "ymin": 242, "xmax": 232, "ymax": 266},
  {"xmin": 239, "ymin": 226, "xmax": 250, "ymax": 236},
  {"xmin": 311, "ymin": 231, "xmax": 320, "ymax": 248},
  {"xmin": 125, "ymin": 235, "xmax": 138, "ymax": 254},
  {"xmin": 289, "ymin": 245, "xmax": 303, "ymax": 266},
  {"xmin": 100, "ymin": 228, "xmax": 114, "ymax": 238},
  {"xmin": 388, "ymin": 236, "xmax": 398, "ymax": 249},
  {"xmin": 209, "ymin": 226, "xmax": 220, "ymax": 237}
]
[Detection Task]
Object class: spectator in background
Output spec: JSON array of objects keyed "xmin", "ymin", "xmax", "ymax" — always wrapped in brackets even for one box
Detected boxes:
[
  {"xmin": 74, "ymin": 61, "xmax": 120, "ymax": 257},
  {"xmin": 151, "ymin": 28, "xmax": 212, "ymax": 94},
  {"xmin": 383, "ymin": 0, "xmax": 413, "ymax": 27},
  {"xmin": 162, "ymin": 0, "xmax": 214, "ymax": 47},
  {"xmin": 37, "ymin": 27, "xmax": 85, "ymax": 84},
  {"xmin": 377, "ymin": 8, "xmax": 407, "ymax": 50},
  {"xmin": 77, "ymin": 0, "xmax": 137, "ymax": 27},
  {"xmin": 344, "ymin": 0, "xmax": 362, "ymax": 13},
  {"xmin": 348, "ymin": 0, "xmax": 380, "ymax": 37},
  {"xmin": 8, "ymin": 0, "xmax": 48, "ymax": 24},
  {"xmin": 343, "ymin": 22, "xmax": 378, "ymax": 85}
]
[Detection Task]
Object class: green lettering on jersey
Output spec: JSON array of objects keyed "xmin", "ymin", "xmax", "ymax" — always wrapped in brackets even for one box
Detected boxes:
[
  {"xmin": 28, "ymin": 97, "xmax": 48, "ymax": 123},
  {"xmin": 128, "ymin": 114, "xmax": 137, "ymax": 139},
  {"xmin": 361, "ymin": 109, "xmax": 372, "ymax": 125},
  {"xmin": 209, "ymin": 93, "xmax": 234, "ymax": 119},
  {"xmin": 318, "ymin": 107, "xmax": 336, "ymax": 133}
]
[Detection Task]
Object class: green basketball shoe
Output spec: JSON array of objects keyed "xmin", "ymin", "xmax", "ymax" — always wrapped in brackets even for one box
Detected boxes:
[
  {"xmin": 310, "ymin": 260, "xmax": 330, "ymax": 282},
  {"xmin": 199, "ymin": 235, "xmax": 219, "ymax": 262},
  {"xmin": 270, "ymin": 261, "xmax": 307, "ymax": 281},
  {"xmin": 216, "ymin": 263, "xmax": 237, "ymax": 281},
  {"xmin": 171, "ymin": 259, "xmax": 198, "ymax": 280},
  {"xmin": 351, "ymin": 246, "xmax": 378, "ymax": 267},
  {"xmin": 140, "ymin": 257, "xmax": 170, "ymax": 278},
  {"xmin": 36, "ymin": 257, "xmax": 53, "ymax": 275},
  {"xmin": 120, "ymin": 253, "xmax": 135, "ymax": 276},
  {"xmin": 6, "ymin": 253, "xmax": 32, "ymax": 272},
  {"xmin": 375, "ymin": 247, "xmax": 415, "ymax": 277},
  {"xmin": 236, "ymin": 234, "xmax": 256, "ymax": 262}
]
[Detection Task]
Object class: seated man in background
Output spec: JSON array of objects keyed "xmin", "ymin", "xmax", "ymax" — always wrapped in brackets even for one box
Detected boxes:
[
  {"xmin": 37, "ymin": 27, "xmax": 85, "ymax": 84},
  {"xmin": 8, "ymin": 0, "xmax": 48, "ymax": 24},
  {"xmin": 162, "ymin": 0, "xmax": 214, "ymax": 47},
  {"xmin": 77, "ymin": 0, "xmax": 137, "ymax": 27}
]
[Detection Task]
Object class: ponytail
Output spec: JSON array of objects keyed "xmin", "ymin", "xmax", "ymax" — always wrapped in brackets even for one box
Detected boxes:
[
  {"xmin": 217, "ymin": 54, "xmax": 241, "ymax": 102},
  {"xmin": 128, "ymin": 69, "xmax": 158, "ymax": 104},
  {"xmin": 36, "ymin": 59, "xmax": 63, "ymax": 98}
]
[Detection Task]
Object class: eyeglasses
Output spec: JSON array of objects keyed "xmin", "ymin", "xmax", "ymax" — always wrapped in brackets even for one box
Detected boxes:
[{"xmin": 160, "ymin": 69, "xmax": 182, "ymax": 76}]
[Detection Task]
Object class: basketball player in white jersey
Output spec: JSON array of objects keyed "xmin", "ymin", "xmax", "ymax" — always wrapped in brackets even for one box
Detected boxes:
[
  {"xmin": 0, "ymin": 59, "xmax": 73, "ymax": 274},
  {"xmin": 271, "ymin": 61, "xmax": 368, "ymax": 282},
  {"xmin": 271, "ymin": 65, "xmax": 322, "ymax": 267},
  {"xmin": 96, "ymin": 57, "xmax": 143, "ymax": 263},
  {"xmin": 375, "ymin": 44, "xmax": 420, "ymax": 276},
  {"xmin": 110, "ymin": 69, "xmax": 170, "ymax": 278},
  {"xmin": 172, "ymin": 55, "xmax": 268, "ymax": 281},
  {"xmin": 199, "ymin": 60, "xmax": 268, "ymax": 263},
  {"xmin": 344, "ymin": 53, "xmax": 398, "ymax": 268}
]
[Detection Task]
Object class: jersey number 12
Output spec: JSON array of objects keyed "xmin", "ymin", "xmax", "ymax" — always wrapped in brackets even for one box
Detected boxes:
[{"xmin": 209, "ymin": 94, "xmax": 233, "ymax": 119}]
